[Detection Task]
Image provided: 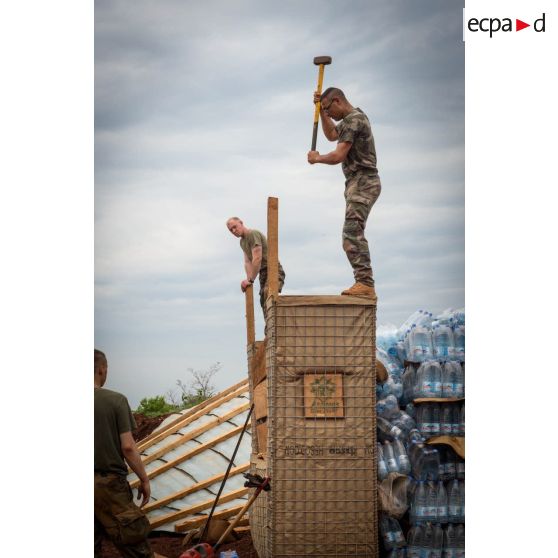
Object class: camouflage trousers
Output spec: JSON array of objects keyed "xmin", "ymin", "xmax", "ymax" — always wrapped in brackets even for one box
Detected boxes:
[
  {"xmin": 343, "ymin": 173, "xmax": 381, "ymax": 287},
  {"xmin": 259, "ymin": 265, "xmax": 285, "ymax": 320},
  {"xmin": 94, "ymin": 473, "xmax": 154, "ymax": 558}
]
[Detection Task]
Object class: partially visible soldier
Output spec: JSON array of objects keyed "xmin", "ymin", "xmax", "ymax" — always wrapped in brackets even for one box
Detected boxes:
[
  {"xmin": 307, "ymin": 87, "xmax": 381, "ymax": 300},
  {"xmin": 94, "ymin": 349, "xmax": 155, "ymax": 558},
  {"xmin": 226, "ymin": 217, "xmax": 286, "ymax": 320}
]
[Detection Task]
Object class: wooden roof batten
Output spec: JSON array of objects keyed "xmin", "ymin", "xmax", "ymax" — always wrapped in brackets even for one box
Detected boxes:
[{"xmin": 138, "ymin": 379, "xmax": 249, "ymax": 453}]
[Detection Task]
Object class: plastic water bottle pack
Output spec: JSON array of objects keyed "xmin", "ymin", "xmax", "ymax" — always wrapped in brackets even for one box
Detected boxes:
[
  {"xmin": 415, "ymin": 402, "xmax": 465, "ymax": 439},
  {"xmin": 377, "ymin": 416, "xmax": 404, "ymax": 443},
  {"xmin": 433, "ymin": 323, "xmax": 455, "ymax": 360},
  {"xmin": 437, "ymin": 446, "xmax": 466, "ymax": 481},
  {"xmin": 453, "ymin": 324, "xmax": 465, "ymax": 362},
  {"xmin": 407, "ymin": 439, "xmax": 440, "ymax": 481},
  {"xmin": 414, "ymin": 361, "xmax": 443, "ymax": 398},
  {"xmin": 441, "ymin": 362, "xmax": 465, "ymax": 398},
  {"xmin": 379, "ymin": 513, "xmax": 406, "ymax": 551}
]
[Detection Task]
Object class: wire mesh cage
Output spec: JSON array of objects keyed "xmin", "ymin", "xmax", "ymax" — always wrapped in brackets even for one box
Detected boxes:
[{"xmin": 250, "ymin": 295, "xmax": 378, "ymax": 557}]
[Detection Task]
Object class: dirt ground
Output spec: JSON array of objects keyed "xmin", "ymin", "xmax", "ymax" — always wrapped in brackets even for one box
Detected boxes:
[
  {"xmin": 100, "ymin": 531, "xmax": 258, "ymax": 558},
  {"xmin": 98, "ymin": 413, "xmax": 259, "ymax": 558}
]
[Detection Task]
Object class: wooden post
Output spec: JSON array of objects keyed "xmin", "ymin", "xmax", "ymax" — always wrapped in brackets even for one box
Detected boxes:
[
  {"xmin": 245, "ymin": 284, "xmax": 255, "ymax": 345},
  {"xmin": 267, "ymin": 197, "xmax": 279, "ymax": 297}
]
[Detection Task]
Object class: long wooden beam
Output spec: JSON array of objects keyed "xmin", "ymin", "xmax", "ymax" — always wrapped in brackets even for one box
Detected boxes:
[
  {"xmin": 174, "ymin": 506, "xmax": 248, "ymax": 532},
  {"xmin": 148, "ymin": 487, "xmax": 249, "ymax": 530},
  {"xmin": 143, "ymin": 463, "xmax": 250, "ymax": 513},
  {"xmin": 130, "ymin": 423, "xmax": 248, "ymax": 488},
  {"xmin": 267, "ymin": 197, "xmax": 279, "ymax": 297},
  {"xmin": 138, "ymin": 402, "xmax": 250, "ymax": 469},
  {"xmin": 138, "ymin": 381, "xmax": 249, "ymax": 453},
  {"xmin": 245, "ymin": 285, "xmax": 255, "ymax": 345}
]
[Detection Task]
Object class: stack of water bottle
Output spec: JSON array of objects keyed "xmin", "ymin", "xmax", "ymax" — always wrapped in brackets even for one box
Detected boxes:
[
  {"xmin": 376, "ymin": 307, "xmax": 465, "ymax": 557},
  {"xmin": 408, "ymin": 479, "xmax": 465, "ymax": 558},
  {"xmin": 402, "ymin": 360, "xmax": 465, "ymax": 405},
  {"xmin": 377, "ymin": 346, "xmax": 404, "ymax": 400},
  {"xmin": 395, "ymin": 308, "xmax": 465, "ymax": 365},
  {"xmin": 416, "ymin": 402, "xmax": 465, "ymax": 439},
  {"xmin": 378, "ymin": 428, "xmax": 466, "ymax": 557}
]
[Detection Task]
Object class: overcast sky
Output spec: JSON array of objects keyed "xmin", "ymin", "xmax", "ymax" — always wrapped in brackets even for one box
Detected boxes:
[{"xmin": 95, "ymin": 0, "xmax": 464, "ymax": 407}]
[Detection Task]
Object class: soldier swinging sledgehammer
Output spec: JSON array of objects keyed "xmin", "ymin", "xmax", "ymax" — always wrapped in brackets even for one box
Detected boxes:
[{"xmin": 307, "ymin": 57, "xmax": 381, "ymax": 300}]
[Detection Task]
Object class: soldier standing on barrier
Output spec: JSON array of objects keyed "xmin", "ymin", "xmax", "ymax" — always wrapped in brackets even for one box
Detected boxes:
[
  {"xmin": 226, "ymin": 217, "xmax": 286, "ymax": 320},
  {"xmin": 94, "ymin": 349, "xmax": 156, "ymax": 558},
  {"xmin": 307, "ymin": 87, "xmax": 381, "ymax": 300}
]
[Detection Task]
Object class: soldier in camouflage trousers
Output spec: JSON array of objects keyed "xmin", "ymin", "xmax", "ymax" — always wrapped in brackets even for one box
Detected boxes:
[
  {"xmin": 94, "ymin": 349, "xmax": 155, "ymax": 558},
  {"xmin": 308, "ymin": 87, "xmax": 381, "ymax": 299}
]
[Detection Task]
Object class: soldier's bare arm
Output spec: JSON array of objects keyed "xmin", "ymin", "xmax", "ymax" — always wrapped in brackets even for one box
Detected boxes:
[
  {"xmin": 307, "ymin": 142, "xmax": 352, "ymax": 165},
  {"xmin": 314, "ymin": 91, "xmax": 338, "ymax": 141},
  {"xmin": 120, "ymin": 431, "xmax": 151, "ymax": 507},
  {"xmin": 250, "ymin": 245, "xmax": 263, "ymax": 278},
  {"xmin": 320, "ymin": 112, "xmax": 339, "ymax": 141},
  {"xmin": 242, "ymin": 245, "xmax": 262, "ymax": 292},
  {"xmin": 242, "ymin": 252, "xmax": 252, "ymax": 292}
]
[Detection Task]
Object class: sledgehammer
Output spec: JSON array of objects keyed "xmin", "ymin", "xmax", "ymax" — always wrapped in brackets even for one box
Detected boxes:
[{"xmin": 311, "ymin": 55, "xmax": 332, "ymax": 150}]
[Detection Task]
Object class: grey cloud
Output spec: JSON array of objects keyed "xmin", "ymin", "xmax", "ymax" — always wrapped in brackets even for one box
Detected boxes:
[{"xmin": 95, "ymin": 0, "xmax": 464, "ymax": 407}]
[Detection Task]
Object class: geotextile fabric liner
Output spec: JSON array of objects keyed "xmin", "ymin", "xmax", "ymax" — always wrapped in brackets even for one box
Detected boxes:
[{"xmin": 250, "ymin": 295, "xmax": 378, "ymax": 557}]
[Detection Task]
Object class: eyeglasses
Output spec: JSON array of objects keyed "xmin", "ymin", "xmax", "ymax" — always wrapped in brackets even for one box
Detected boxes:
[{"xmin": 321, "ymin": 98, "xmax": 336, "ymax": 111}]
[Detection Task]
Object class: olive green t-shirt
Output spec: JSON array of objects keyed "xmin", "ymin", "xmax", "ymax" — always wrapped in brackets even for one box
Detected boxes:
[
  {"xmin": 240, "ymin": 229, "xmax": 268, "ymax": 270},
  {"xmin": 336, "ymin": 108, "xmax": 378, "ymax": 179},
  {"xmin": 94, "ymin": 387, "xmax": 136, "ymax": 476}
]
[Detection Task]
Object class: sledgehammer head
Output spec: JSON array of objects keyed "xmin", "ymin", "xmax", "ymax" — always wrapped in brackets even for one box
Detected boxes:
[{"xmin": 313, "ymin": 56, "xmax": 332, "ymax": 65}]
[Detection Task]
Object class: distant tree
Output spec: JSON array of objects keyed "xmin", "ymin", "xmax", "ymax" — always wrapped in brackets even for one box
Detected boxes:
[
  {"xmin": 137, "ymin": 363, "xmax": 222, "ymax": 416},
  {"xmin": 135, "ymin": 395, "xmax": 179, "ymax": 417},
  {"xmin": 176, "ymin": 362, "xmax": 221, "ymax": 409},
  {"xmin": 165, "ymin": 388, "xmax": 181, "ymax": 407}
]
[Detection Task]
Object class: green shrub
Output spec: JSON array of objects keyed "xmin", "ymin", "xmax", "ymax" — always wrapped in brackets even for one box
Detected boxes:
[{"xmin": 135, "ymin": 395, "xmax": 179, "ymax": 417}]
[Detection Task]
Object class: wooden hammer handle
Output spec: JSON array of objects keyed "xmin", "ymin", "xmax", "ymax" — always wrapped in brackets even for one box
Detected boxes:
[{"xmin": 311, "ymin": 64, "xmax": 326, "ymax": 150}]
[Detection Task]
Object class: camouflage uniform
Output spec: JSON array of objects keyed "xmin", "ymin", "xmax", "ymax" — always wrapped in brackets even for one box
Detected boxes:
[
  {"xmin": 336, "ymin": 108, "xmax": 381, "ymax": 287},
  {"xmin": 94, "ymin": 388, "xmax": 154, "ymax": 558},
  {"xmin": 94, "ymin": 473, "xmax": 153, "ymax": 558},
  {"xmin": 240, "ymin": 229, "xmax": 285, "ymax": 318}
]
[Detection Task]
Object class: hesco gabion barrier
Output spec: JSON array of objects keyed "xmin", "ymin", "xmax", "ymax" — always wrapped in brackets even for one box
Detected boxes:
[{"xmin": 249, "ymin": 295, "xmax": 378, "ymax": 558}]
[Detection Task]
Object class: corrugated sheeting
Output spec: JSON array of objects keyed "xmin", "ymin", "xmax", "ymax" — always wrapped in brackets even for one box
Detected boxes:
[{"xmin": 128, "ymin": 379, "xmax": 252, "ymax": 533}]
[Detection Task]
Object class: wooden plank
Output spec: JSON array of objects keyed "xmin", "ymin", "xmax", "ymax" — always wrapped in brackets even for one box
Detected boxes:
[
  {"xmin": 376, "ymin": 360, "xmax": 388, "ymax": 383},
  {"xmin": 253, "ymin": 381, "xmax": 268, "ymax": 421},
  {"xmin": 139, "ymin": 403, "xmax": 250, "ymax": 469},
  {"xmin": 138, "ymin": 382, "xmax": 249, "ymax": 452},
  {"xmin": 426, "ymin": 436, "xmax": 465, "ymax": 459},
  {"xmin": 173, "ymin": 507, "xmax": 247, "ymax": 532},
  {"xmin": 250, "ymin": 340, "xmax": 267, "ymax": 388},
  {"xmin": 267, "ymin": 197, "xmax": 279, "ymax": 297},
  {"xmin": 130, "ymin": 423, "xmax": 248, "ymax": 488},
  {"xmin": 148, "ymin": 487, "xmax": 249, "ymax": 530},
  {"xmin": 275, "ymin": 295, "xmax": 376, "ymax": 306},
  {"xmin": 304, "ymin": 373, "xmax": 344, "ymax": 418},
  {"xmin": 245, "ymin": 285, "xmax": 255, "ymax": 345},
  {"xmin": 143, "ymin": 463, "xmax": 250, "ymax": 513},
  {"xmin": 413, "ymin": 397, "xmax": 465, "ymax": 404},
  {"xmin": 256, "ymin": 422, "xmax": 268, "ymax": 455}
]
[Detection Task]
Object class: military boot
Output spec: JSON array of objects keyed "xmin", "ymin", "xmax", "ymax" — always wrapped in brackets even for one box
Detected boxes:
[{"xmin": 341, "ymin": 282, "xmax": 377, "ymax": 300}]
